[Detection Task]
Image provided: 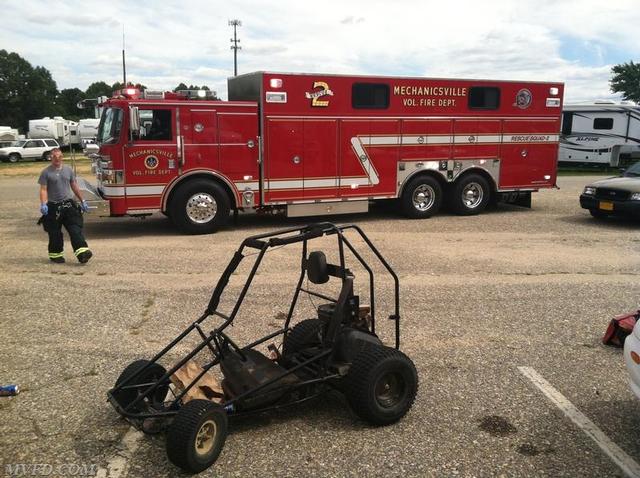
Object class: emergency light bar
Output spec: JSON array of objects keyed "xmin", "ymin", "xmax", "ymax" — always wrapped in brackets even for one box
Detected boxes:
[
  {"xmin": 176, "ymin": 89, "xmax": 218, "ymax": 100},
  {"xmin": 142, "ymin": 90, "xmax": 166, "ymax": 99},
  {"xmin": 113, "ymin": 88, "xmax": 217, "ymax": 101},
  {"xmin": 114, "ymin": 88, "xmax": 141, "ymax": 99}
]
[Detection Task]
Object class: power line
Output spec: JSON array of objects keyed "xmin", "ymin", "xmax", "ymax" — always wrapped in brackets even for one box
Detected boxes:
[{"xmin": 229, "ymin": 19, "xmax": 242, "ymax": 77}]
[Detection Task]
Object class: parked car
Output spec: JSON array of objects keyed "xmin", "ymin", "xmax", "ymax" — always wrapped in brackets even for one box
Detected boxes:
[
  {"xmin": 579, "ymin": 161, "xmax": 640, "ymax": 219},
  {"xmin": 0, "ymin": 139, "xmax": 60, "ymax": 163},
  {"xmin": 624, "ymin": 321, "xmax": 640, "ymax": 400}
]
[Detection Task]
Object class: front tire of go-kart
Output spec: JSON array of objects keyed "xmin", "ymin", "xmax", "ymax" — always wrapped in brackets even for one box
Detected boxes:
[
  {"xmin": 345, "ymin": 345, "xmax": 418, "ymax": 426},
  {"xmin": 166, "ymin": 400, "xmax": 228, "ymax": 474},
  {"xmin": 113, "ymin": 360, "xmax": 169, "ymax": 413}
]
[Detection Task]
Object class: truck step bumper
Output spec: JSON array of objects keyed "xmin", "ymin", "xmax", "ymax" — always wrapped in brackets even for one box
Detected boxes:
[{"xmin": 76, "ymin": 176, "xmax": 111, "ymax": 216}]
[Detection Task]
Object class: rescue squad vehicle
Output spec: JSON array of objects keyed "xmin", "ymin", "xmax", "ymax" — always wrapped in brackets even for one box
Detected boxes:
[{"xmin": 78, "ymin": 72, "xmax": 564, "ymax": 234}]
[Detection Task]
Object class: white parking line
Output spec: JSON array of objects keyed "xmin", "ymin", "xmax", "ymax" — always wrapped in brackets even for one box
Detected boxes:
[
  {"xmin": 519, "ymin": 366, "xmax": 640, "ymax": 478},
  {"xmin": 95, "ymin": 427, "xmax": 144, "ymax": 478}
]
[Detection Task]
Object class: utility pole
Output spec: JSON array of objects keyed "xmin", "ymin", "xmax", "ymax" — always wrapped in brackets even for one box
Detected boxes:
[
  {"xmin": 229, "ymin": 19, "xmax": 242, "ymax": 77},
  {"xmin": 122, "ymin": 25, "xmax": 127, "ymax": 86}
]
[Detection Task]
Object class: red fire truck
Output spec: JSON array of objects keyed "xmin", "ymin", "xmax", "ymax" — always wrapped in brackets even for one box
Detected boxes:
[{"xmin": 79, "ymin": 72, "xmax": 564, "ymax": 234}]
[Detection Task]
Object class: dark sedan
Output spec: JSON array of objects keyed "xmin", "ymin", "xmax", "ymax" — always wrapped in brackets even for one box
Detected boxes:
[{"xmin": 580, "ymin": 161, "xmax": 640, "ymax": 219}]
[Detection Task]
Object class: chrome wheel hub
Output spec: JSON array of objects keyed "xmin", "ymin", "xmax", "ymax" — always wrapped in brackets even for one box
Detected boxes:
[
  {"xmin": 412, "ymin": 184, "xmax": 435, "ymax": 211},
  {"xmin": 462, "ymin": 182, "xmax": 483, "ymax": 209},
  {"xmin": 186, "ymin": 193, "xmax": 217, "ymax": 224}
]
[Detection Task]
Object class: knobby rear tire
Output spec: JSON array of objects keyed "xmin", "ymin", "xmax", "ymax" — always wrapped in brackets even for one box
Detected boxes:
[{"xmin": 345, "ymin": 345, "xmax": 418, "ymax": 426}]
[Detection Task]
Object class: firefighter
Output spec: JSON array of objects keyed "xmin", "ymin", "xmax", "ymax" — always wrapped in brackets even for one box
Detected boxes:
[{"xmin": 38, "ymin": 148, "xmax": 92, "ymax": 264}]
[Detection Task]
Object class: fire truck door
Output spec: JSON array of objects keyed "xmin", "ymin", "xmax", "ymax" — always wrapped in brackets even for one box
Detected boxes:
[
  {"xmin": 123, "ymin": 107, "xmax": 179, "ymax": 210},
  {"xmin": 182, "ymin": 109, "xmax": 219, "ymax": 170},
  {"xmin": 218, "ymin": 111, "xmax": 259, "ymax": 182}
]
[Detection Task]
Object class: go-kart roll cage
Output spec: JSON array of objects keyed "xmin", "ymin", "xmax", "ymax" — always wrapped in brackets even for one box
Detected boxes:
[{"xmin": 107, "ymin": 222, "xmax": 400, "ymax": 420}]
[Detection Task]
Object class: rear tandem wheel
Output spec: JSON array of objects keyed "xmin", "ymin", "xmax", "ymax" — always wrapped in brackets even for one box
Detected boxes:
[
  {"xmin": 400, "ymin": 175, "xmax": 443, "ymax": 218},
  {"xmin": 449, "ymin": 173, "xmax": 490, "ymax": 215}
]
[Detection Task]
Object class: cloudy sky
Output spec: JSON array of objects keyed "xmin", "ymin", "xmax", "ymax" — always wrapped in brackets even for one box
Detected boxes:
[{"xmin": 2, "ymin": 0, "xmax": 639, "ymax": 102}]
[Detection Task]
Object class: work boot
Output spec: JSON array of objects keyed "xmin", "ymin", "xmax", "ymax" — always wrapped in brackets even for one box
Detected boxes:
[
  {"xmin": 77, "ymin": 250, "xmax": 93, "ymax": 264},
  {"xmin": 49, "ymin": 256, "xmax": 65, "ymax": 264}
]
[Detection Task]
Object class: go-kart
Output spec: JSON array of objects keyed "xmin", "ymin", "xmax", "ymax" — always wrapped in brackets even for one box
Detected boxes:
[{"xmin": 107, "ymin": 223, "xmax": 418, "ymax": 473}]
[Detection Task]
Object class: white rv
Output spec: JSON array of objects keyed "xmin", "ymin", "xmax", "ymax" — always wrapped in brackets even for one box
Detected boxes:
[
  {"xmin": 28, "ymin": 116, "xmax": 79, "ymax": 147},
  {"xmin": 0, "ymin": 126, "xmax": 20, "ymax": 147},
  {"xmin": 77, "ymin": 118, "xmax": 100, "ymax": 146},
  {"xmin": 559, "ymin": 102, "xmax": 640, "ymax": 166}
]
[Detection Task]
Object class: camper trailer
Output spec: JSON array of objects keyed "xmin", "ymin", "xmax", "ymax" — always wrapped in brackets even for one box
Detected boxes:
[
  {"xmin": 28, "ymin": 116, "xmax": 78, "ymax": 147},
  {"xmin": 559, "ymin": 102, "xmax": 640, "ymax": 166},
  {"xmin": 77, "ymin": 118, "xmax": 100, "ymax": 146},
  {"xmin": 0, "ymin": 127, "xmax": 20, "ymax": 148}
]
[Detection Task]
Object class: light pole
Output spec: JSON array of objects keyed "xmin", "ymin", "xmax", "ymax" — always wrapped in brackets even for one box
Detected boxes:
[{"xmin": 229, "ymin": 19, "xmax": 242, "ymax": 77}]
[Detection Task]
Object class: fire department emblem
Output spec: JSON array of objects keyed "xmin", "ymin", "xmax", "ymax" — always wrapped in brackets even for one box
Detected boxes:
[
  {"xmin": 515, "ymin": 89, "xmax": 532, "ymax": 109},
  {"xmin": 144, "ymin": 155, "xmax": 159, "ymax": 170},
  {"xmin": 305, "ymin": 81, "xmax": 334, "ymax": 107}
]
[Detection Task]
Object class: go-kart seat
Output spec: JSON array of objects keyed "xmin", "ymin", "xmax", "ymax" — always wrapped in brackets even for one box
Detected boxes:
[
  {"xmin": 220, "ymin": 348, "xmax": 298, "ymax": 407},
  {"xmin": 307, "ymin": 251, "xmax": 329, "ymax": 284}
]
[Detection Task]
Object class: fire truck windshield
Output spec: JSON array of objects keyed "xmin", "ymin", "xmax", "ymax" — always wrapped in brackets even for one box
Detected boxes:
[{"xmin": 97, "ymin": 107, "xmax": 123, "ymax": 145}]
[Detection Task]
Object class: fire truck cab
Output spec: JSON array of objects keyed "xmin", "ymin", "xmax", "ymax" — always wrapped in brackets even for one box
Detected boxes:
[{"xmin": 80, "ymin": 72, "xmax": 564, "ymax": 234}]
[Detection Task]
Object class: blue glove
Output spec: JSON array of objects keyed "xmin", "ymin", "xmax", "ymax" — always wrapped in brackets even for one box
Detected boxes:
[
  {"xmin": 81, "ymin": 200, "xmax": 90, "ymax": 212},
  {"xmin": 40, "ymin": 203, "xmax": 48, "ymax": 215}
]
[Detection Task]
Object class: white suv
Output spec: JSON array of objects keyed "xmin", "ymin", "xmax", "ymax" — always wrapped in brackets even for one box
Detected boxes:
[{"xmin": 0, "ymin": 139, "xmax": 60, "ymax": 163}]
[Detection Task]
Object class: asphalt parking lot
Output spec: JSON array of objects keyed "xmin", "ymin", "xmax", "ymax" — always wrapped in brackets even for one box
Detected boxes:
[{"xmin": 1, "ymin": 174, "xmax": 639, "ymax": 477}]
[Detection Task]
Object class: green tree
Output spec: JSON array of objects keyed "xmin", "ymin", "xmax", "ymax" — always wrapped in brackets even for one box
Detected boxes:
[
  {"xmin": 58, "ymin": 88, "xmax": 87, "ymax": 120},
  {"xmin": 173, "ymin": 82, "xmax": 188, "ymax": 92},
  {"xmin": 85, "ymin": 81, "xmax": 112, "ymax": 99},
  {"xmin": 610, "ymin": 61, "xmax": 640, "ymax": 103},
  {"xmin": 0, "ymin": 50, "xmax": 60, "ymax": 132}
]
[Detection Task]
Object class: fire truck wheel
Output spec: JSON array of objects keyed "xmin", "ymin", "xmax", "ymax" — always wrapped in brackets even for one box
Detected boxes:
[
  {"xmin": 170, "ymin": 179, "xmax": 230, "ymax": 234},
  {"xmin": 166, "ymin": 399, "xmax": 228, "ymax": 473},
  {"xmin": 401, "ymin": 175, "xmax": 442, "ymax": 218},
  {"xmin": 450, "ymin": 174, "xmax": 490, "ymax": 215}
]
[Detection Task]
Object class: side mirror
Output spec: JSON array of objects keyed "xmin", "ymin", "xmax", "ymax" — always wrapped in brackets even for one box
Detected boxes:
[{"xmin": 129, "ymin": 106, "xmax": 140, "ymax": 133}]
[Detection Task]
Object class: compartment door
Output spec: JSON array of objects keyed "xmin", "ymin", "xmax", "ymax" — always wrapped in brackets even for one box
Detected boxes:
[
  {"xmin": 265, "ymin": 119, "xmax": 304, "ymax": 202},
  {"xmin": 501, "ymin": 120, "xmax": 558, "ymax": 188},
  {"xmin": 303, "ymin": 119, "xmax": 338, "ymax": 199}
]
